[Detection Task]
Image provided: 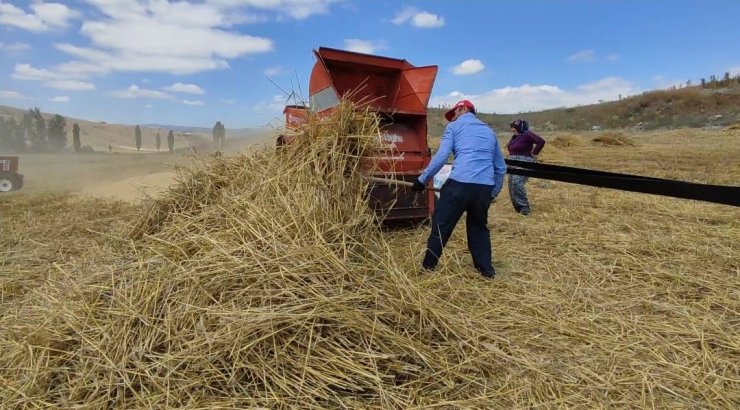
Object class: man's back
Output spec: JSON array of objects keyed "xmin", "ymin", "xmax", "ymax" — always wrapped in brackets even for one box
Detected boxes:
[
  {"xmin": 420, "ymin": 112, "xmax": 506, "ymax": 187},
  {"xmin": 448, "ymin": 113, "xmax": 501, "ymax": 185}
]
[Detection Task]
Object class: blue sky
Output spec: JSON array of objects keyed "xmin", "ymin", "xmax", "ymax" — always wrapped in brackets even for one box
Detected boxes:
[{"xmin": 0, "ymin": 0, "xmax": 738, "ymax": 128}]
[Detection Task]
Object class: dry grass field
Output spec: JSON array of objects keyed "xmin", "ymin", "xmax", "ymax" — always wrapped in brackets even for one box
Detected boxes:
[{"xmin": 0, "ymin": 108, "xmax": 738, "ymax": 407}]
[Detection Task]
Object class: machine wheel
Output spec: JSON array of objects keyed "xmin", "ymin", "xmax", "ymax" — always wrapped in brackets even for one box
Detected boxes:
[{"xmin": 0, "ymin": 174, "xmax": 18, "ymax": 192}]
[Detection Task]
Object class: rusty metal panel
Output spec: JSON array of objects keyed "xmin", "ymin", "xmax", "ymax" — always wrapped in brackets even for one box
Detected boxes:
[
  {"xmin": 367, "ymin": 174, "xmax": 429, "ymax": 220},
  {"xmin": 0, "ymin": 156, "xmax": 19, "ymax": 173}
]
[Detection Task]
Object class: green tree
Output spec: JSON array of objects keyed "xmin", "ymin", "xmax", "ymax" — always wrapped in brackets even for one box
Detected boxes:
[
  {"xmin": 24, "ymin": 108, "xmax": 46, "ymax": 151},
  {"xmin": 212, "ymin": 120, "xmax": 226, "ymax": 149},
  {"xmin": 135, "ymin": 125, "xmax": 142, "ymax": 152},
  {"xmin": 0, "ymin": 117, "xmax": 6, "ymax": 149},
  {"xmin": 167, "ymin": 130, "xmax": 175, "ymax": 153},
  {"xmin": 47, "ymin": 114, "xmax": 68, "ymax": 151},
  {"xmin": 4, "ymin": 117, "xmax": 24, "ymax": 151},
  {"xmin": 155, "ymin": 131, "xmax": 161, "ymax": 152},
  {"xmin": 73, "ymin": 123, "xmax": 81, "ymax": 153}
]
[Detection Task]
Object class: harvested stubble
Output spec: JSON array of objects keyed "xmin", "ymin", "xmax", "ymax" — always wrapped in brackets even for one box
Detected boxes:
[{"xmin": 1, "ymin": 104, "xmax": 739, "ymax": 408}]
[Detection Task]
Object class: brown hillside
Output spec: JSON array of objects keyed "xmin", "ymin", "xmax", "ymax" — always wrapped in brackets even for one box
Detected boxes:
[
  {"xmin": 0, "ymin": 105, "xmax": 209, "ymax": 152},
  {"xmin": 428, "ymin": 84, "xmax": 740, "ymax": 136}
]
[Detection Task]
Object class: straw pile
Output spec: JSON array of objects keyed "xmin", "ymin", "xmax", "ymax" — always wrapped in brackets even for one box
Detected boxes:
[
  {"xmin": 1, "ymin": 104, "xmax": 738, "ymax": 408},
  {"xmin": 550, "ymin": 134, "xmax": 583, "ymax": 148},
  {"xmin": 592, "ymin": 132, "xmax": 636, "ymax": 146},
  {"xmin": 0, "ymin": 102, "xmax": 506, "ymax": 408}
]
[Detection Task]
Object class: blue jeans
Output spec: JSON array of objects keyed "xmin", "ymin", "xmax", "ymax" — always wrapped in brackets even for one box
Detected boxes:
[
  {"xmin": 508, "ymin": 155, "xmax": 534, "ymax": 213},
  {"xmin": 422, "ymin": 179, "xmax": 494, "ymax": 277}
]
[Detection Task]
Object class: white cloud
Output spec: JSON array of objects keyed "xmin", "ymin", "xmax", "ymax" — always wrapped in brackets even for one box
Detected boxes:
[
  {"xmin": 568, "ymin": 49, "xmax": 595, "ymax": 62},
  {"xmin": 728, "ymin": 66, "xmax": 740, "ymax": 76},
  {"xmin": 12, "ymin": 64, "xmax": 59, "ymax": 81},
  {"xmin": 0, "ymin": 1, "xmax": 47, "ymax": 32},
  {"xmin": 112, "ymin": 85, "xmax": 175, "ymax": 100},
  {"xmin": 453, "ymin": 59, "xmax": 484, "ymax": 75},
  {"xmin": 6, "ymin": 0, "xmax": 341, "ymax": 88},
  {"xmin": 606, "ymin": 53, "xmax": 619, "ymax": 62},
  {"xmin": 207, "ymin": 0, "xmax": 337, "ymax": 20},
  {"xmin": 392, "ymin": 7, "xmax": 444, "ymax": 28},
  {"xmin": 412, "ymin": 11, "xmax": 444, "ymax": 28},
  {"xmin": 253, "ymin": 94, "xmax": 287, "ymax": 112},
  {"xmin": 55, "ymin": 43, "xmax": 233, "ymax": 75},
  {"xmin": 46, "ymin": 80, "xmax": 96, "ymax": 90},
  {"xmin": 49, "ymin": 96, "xmax": 70, "ymax": 103},
  {"xmin": 263, "ymin": 66, "xmax": 282, "ymax": 76},
  {"xmin": 392, "ymin": 7, "xmax": 416, "ymax": 24},
  {"xmin": 183, "ymin": 99, "xmax": 205, "ymax": 106},
  {"xmin": 221, "ymin": 99, "xmax": 236, "ymax": 104},
  {"xmin": 0, "ymin": 42, "xmax": 30, "ymax": 52},
  {"xmin": 431, "ymin": 77, "xmax": 640, "ymax": 114},
  {"xmin": 31, "ymin": 2, "xmax": 79, "ymax": 28},
  {"xmin": 0, "ymin": 89, "xmax": 31, "ymax": 99},
  {"xmin": 164, "ymin": 82, "xmax": 205, "ymax": 94},
  {"xmin": 16, "ymin": 1, "xmax": 275, "ymax": 78},
  {"xmin": 343, "ymin": 39, "xmax": 386, "ymax": 55},
  {"xmin": 12, "ymin": 63, "xmax": 95, "ymax": 90},
  {"xmin": 0, "ymin": 1, "xmax": 79, "ymax": 32}
]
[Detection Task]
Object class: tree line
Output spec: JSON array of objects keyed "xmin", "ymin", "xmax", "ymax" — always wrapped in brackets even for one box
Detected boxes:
[
  {"xmin": 0, "ymin": 107, "xmax": 76, "ymax": 153},
  {"xmin": 2, "ymin": 107, "xmax": 229, "ymax": 154},
  {"xmin": 672, "ymin": 71, "xmax": 740, "ymax": 90},
  {"xmin": 132, "ymin": 125, "xmax": 176, "ymax": 153}
]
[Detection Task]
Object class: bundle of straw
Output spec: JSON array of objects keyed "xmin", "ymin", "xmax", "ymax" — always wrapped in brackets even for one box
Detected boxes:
[{"xmin": 0, "ymin": 102, "xmax": 507, "ymax": 408}]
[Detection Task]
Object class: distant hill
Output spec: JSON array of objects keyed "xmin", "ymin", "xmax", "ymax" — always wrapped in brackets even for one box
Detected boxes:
[
  {"xmin": 141, "ymin": 123, "xmax": 274, "ymax": 139},
  {"xmin": 4, "ymin": 81, "xmax": 738, "ymax": 152},
  {"xmin": 0, "ymin": 105, "xmax": 276, "ymax": 153},
  {"xmin": 428, "ymin": 84, "xmax": 740, "ymax": 136}
]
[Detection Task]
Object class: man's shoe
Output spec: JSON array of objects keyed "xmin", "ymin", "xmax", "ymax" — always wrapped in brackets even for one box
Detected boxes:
[{"xmin": 479, "ymin": 266, "xmax": 496, "ymax": 279}]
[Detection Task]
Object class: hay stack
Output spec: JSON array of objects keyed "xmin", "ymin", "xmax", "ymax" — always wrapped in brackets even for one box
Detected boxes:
[
  {"xmin": 0, "ymin": 102, "xmax": 504, "ymax": 408},
  {"xmin": 592, "ymin": 132, "xmax": 636, "ymax": 146},
  {"xmin": 550, "ymin": 134, "xmax": 582, "ymax": 148}
]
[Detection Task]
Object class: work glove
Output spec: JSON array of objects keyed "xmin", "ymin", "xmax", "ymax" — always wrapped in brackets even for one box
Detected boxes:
[{"xmin": 411, "ymin": 179, "xmax": 426, "ymax": 192}]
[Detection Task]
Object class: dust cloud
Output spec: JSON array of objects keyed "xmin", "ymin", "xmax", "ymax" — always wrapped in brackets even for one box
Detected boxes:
[{"xmin": 6, "ymin": 133, "xmax": 277, "ymax": 202}]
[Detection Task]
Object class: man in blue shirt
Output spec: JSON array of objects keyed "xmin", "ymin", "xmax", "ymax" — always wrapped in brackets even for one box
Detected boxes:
[{"xmin": 411, "ymin": 100, "xmax": 507, "ymax": 278}]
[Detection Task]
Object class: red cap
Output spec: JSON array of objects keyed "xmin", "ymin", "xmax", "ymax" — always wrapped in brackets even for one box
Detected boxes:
[{"xmin": 444, "ymin": 100, "xmax": 475, "ymax": 121}]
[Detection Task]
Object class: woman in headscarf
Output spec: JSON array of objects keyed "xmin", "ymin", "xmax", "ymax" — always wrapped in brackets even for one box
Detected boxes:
[{"xmin": 506, "ymin": 119, "xmax": 546, "ymax": 215}]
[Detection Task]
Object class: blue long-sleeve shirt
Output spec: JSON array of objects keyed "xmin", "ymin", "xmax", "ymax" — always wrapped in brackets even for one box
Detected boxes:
[{"xmin": 418, "ymin": 113, "xmax": 506, "ymax": 197}]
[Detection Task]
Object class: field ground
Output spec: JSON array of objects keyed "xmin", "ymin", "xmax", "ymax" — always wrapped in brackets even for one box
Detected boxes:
[
  {"xmin": 4, "ymin": 133, "xmax": 279, "ymax": 201},
  {"xmin": 1, "ymin": 128, "xmax": 738, "ymax": 407}
]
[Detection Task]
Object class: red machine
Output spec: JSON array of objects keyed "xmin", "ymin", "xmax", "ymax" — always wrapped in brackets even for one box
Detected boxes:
[
  {"xmin": 0, "ymin": 156, "xmax": 23, "ymax": 192},
  {"xmin": 279, "ymin": 47, "xmax": 438, "ymax": 221}
]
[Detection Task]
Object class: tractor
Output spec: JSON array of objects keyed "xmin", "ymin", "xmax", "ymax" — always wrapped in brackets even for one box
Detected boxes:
[{"xmin": 0, "ymin": 156, "xmax": 23, "ymax": 192}]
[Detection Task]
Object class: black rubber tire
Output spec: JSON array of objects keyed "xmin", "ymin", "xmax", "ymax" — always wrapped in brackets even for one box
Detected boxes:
[{"xmin": 0, "ymin": 173, "xmax": 19, "ymax": 192}]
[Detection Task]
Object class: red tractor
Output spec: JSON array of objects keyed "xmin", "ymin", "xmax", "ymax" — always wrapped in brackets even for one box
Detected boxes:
[
  {"xmin": 278, "ymin": 47, "xmax": 439, "ymax": 221},
  {"xmin": 0, "ymin": 156, "xmax": 23, "ymax": 192}
]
